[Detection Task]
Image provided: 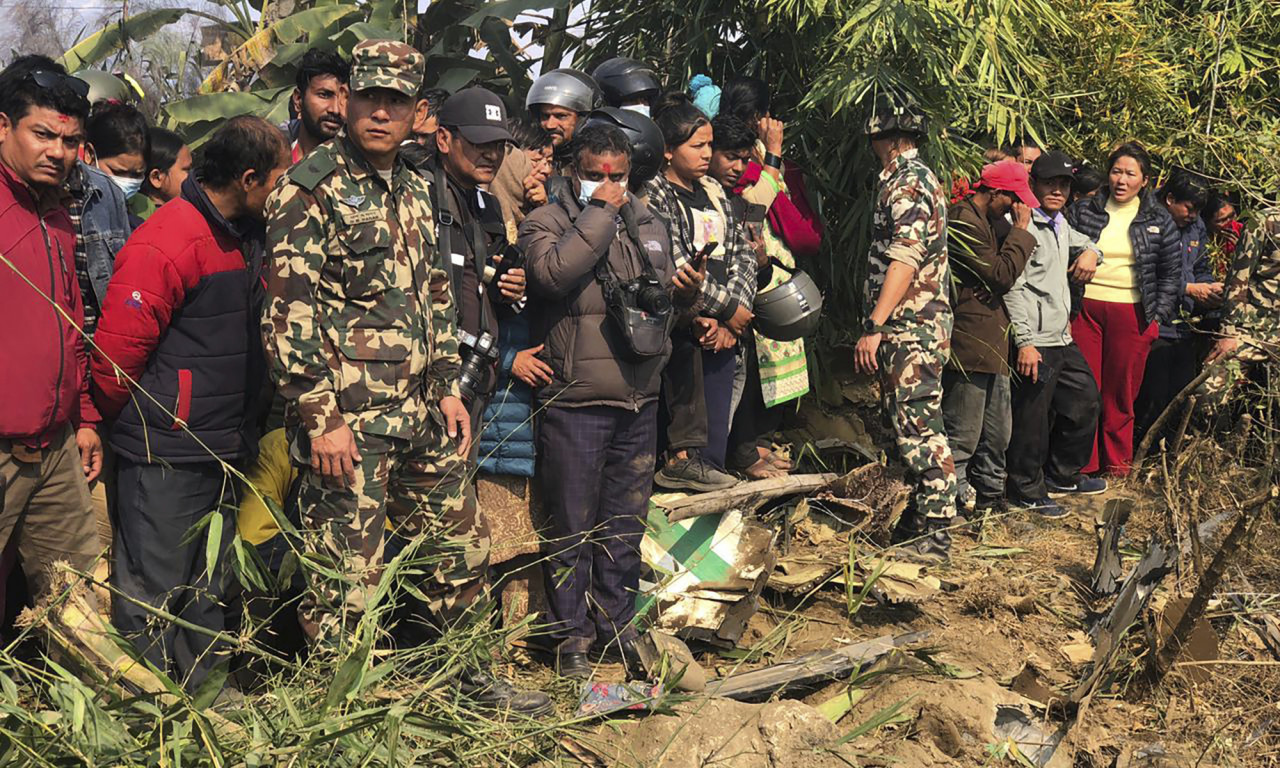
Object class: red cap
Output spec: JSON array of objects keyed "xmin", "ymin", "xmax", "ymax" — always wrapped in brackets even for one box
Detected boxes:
[{"xmin": 979, "ymin": 160, "xmax": 1039, "ymax": 208}]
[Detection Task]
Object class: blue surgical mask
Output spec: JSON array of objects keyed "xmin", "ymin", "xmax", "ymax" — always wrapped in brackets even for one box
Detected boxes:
[
  {"xmin": 577, "ymin": 177, "xmax": 602, "ymax": 206},
  {"xmin": 106, "ymin": 173, "xmax": 143, "ymax": 200},
  {"xmin": 622, "ymin": 104, "xmax": 651, "ymax": 119}
]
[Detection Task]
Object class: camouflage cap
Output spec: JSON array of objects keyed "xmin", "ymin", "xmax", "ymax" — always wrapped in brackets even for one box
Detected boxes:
[
  {"xmin": 865, "ymin": 92, "xmax": 927, "ymax": 137},
  {"xmin": 349, "ymin": 39, "xmax": 424, "ymax": 98}
]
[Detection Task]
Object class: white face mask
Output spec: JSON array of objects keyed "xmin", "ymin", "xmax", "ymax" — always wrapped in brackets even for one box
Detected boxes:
[
  {"xmin": 105, "ymin": 173, "xmax": 143, "ymax": 200},
  {"xmin": 622, "ymin": 104, "xmax": 651, "ymax": 118},
  {"xmin": 577, "ymin": 176, "xmax": 602, "ymax": 206},
  {"xmin": 577, "ymin": 176, "xmax": 629, "ymax": 206}
]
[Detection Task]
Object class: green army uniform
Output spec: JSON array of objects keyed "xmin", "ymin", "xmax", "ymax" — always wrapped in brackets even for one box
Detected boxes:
[
  {"xmin": 262, "ymin": 40, "xmax": 490, "ymax": 644},
  {"xmin": 1198, "ymin": 209, "xmax": 1280, "ymax": 408},
  {"xmin": 865, "ymin": 142, "xmax": 959, "ymax": 525}
]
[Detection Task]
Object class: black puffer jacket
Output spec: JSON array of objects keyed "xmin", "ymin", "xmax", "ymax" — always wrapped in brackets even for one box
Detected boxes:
[{"xmin": 1068, "ymin": 187, "xmax": 1181, "ymax": 327}]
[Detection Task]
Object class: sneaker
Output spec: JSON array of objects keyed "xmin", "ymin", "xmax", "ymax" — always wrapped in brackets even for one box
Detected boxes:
[
  {"xmin": 654, "ymin": 452, "xmax": 738, "ymax": 492},
  {"xmin": 1046, "ymin": 476, "xmax": 1109, "ymax": 497},
  {"xmin": 458, "ymin": 668, "xmax": 553, "ymax": 717},
  {"xmin": 1009, "ymin": 495, "xmax": 1068, "ymax": 519}
]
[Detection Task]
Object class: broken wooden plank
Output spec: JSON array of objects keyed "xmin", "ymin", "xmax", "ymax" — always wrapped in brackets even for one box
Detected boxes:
[
  {"xmin": 658, "ymin": 473, "xmax": 838, "ymax": 522},
  {"xmin": 706, "ymin": 630, "xmax": 929, "ymax": 702}
]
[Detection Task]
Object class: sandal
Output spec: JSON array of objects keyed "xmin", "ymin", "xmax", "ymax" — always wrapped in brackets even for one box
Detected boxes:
[
  {"xmin": 743, "ymin": 458, "xmax": 787, "ymax": 480},
  {"xmin": 758, "ymin": 446, "xmax": 793, "ymax": 471}
]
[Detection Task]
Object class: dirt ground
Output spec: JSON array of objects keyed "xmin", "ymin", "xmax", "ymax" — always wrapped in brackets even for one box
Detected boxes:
[{"xmin": 568, "ymin": 483, "xmax": 1280, "ymax": 768}]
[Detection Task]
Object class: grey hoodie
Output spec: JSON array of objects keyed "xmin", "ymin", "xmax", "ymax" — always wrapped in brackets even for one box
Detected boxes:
[{"xmin": 1004, "ymin": 208, "xmax": 1101, "ymax": 349}]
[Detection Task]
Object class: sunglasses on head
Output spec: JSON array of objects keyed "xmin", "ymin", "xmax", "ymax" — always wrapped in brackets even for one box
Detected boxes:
[{"xmin": 28, "ymin": 70, "xmax": 90, "ymax": 101}]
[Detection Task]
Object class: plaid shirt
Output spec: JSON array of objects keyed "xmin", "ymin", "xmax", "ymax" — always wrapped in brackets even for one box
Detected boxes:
[
  {"xmin": 645, "ymin": 174, "xmax": 759, "ymax": 320},
  {"xmin": 64, "ymin": 163, "xmax": 98, "ymax": 337}
]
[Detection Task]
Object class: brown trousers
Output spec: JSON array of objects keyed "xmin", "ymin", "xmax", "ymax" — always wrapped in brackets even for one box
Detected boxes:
[{"xmin": 0, "ymin": 426, "xmax": 100, "ymax": 599}]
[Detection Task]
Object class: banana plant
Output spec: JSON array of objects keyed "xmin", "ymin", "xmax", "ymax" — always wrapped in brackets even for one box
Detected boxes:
[{"xmin": 57, "ymin": 8, "xmax": 191, "ymax": 72}]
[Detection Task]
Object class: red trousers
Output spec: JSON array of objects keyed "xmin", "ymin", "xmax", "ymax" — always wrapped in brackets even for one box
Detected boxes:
[{"xmin": 1071, "ymin": 298, "xmax": 1158, "ymax": 476}]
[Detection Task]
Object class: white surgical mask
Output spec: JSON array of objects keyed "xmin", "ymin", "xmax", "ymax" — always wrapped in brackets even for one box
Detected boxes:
[
  {"xmin": 622, "ymin": 104, "xmax": 651, "ymax": 118},
  {"xmin": 106, "ymin": 173, "xmax": 143, "ymax": 200},
  {"xmin": 577, "ymin": 176, "xmax": 602, "ymax": 206}
]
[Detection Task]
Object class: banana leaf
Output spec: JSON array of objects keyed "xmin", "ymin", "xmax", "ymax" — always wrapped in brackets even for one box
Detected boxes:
[
  {"xmin": 164, "ymin": 86, "xmax": 292, "ymax": 147},
  {"xmin": 200, "ymin": 4, "xmax": 361, "ymax": 94},
  {"xmin": 458, "ymin": 0, "xmax": 568, "ymax": 28},
  {"xmin": 58, "ymin": 8, "xmax": 189, "ymax": 71}
]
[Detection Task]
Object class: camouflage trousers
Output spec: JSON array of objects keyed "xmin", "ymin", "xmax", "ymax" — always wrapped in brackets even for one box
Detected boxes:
[
  {"xmin": 1196, "ymin": 334, "xmax": 1276, "ymax": 412},
  {"xmin": 295, "ymin": 414, "xmax": 491, "ymax": 645},
  {"xmin": 876, "ymin": 336, "xmax": 958, "ymax": 521}
]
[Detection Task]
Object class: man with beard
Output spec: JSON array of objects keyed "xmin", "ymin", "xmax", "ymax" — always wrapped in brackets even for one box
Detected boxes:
[{"xmin": 288, "ymin": 48, "xmax": 349, "ymax": 163}]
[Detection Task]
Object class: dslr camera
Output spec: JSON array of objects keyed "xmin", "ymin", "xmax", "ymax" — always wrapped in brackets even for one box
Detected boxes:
[{"xmin": 457, "ymin": 330, "xmax": 498, "ymax": 404}]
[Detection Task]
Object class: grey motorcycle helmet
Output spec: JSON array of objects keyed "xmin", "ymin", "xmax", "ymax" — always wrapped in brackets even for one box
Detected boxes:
[
  {"xmin": 525, "ymin": 68, "xmax": 601, "ymax": 114},
  {"xmin": 753, "ymin": 265, "xmax": 823, "ymax": 341}
]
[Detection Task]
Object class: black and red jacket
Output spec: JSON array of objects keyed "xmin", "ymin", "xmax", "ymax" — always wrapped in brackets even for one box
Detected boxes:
[{"xmin": 92, "ymin": 177, "xmax": 266, "ymax": 463}]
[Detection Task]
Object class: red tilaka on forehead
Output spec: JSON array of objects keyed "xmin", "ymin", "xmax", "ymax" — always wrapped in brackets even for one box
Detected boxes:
[
  {"xmin": 56, "ymin": 114, "xmax": 70, "ymax": 122},
  {"xmin": 603, "ymin": 163, "xmax": 611, "ymax": 173}
]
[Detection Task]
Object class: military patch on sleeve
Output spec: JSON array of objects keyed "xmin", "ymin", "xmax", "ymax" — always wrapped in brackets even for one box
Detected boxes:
[{"xmin": 290, "ymin": 153, "xmax": 338, "ymax": 191}]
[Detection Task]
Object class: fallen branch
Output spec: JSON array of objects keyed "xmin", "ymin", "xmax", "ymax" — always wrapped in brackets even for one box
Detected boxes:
[{"xmin": 657, "ymin": 473, "xmax": 839, "ymax": 522}]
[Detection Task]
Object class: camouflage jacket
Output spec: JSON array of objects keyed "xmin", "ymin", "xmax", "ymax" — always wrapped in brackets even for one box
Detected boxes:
[
  {"xmin": 262, "ymin": 134, "xmax": 461, "ymax": 440},
  {"xmin": 1221, "ymin": 208, "xmax": 1280, "ymax": 341},
  {"xmin": 865, "ymin": 148, "xmax": 952, "ymax": 341}
]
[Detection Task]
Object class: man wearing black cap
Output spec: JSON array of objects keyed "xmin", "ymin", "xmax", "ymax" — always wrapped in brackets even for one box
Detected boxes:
[
  {"xmin": 1004, "ymin": 150, "xmax": 1104, "ymax": 518},
  {"xmin": 428, "ymin": 87, "xmax": 527, "ymax": 431}
]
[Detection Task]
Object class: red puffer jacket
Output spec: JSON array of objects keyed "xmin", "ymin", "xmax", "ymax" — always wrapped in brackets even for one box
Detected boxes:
[{"xmin": 0, "ymin": 162, "xmax": 99, "ymax": 443}]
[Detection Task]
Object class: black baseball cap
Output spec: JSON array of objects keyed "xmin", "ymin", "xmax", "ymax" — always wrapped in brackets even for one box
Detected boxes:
[
  {"xmin": 1031, "ymin": 150, "xmax": 1077, "ymax": 181},
  {"xmin": 437, "ymin": 87, "xmax": 513, "ymax": 144}
]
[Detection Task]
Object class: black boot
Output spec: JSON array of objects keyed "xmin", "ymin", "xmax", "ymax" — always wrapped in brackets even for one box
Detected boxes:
[
  {"xmin": 555, "ymin": 650, "xmax": 592, "ymax": 680},
  {"xmin": 457, "ymin": 668, "xmax": 553, "ymax": 717},
  {"xmin": 892, "ymin": 515, "xmax": 952, "ymax": 564},
  {"xmin": 591, "ymin": 635, "xmax": 649, "ymax": 681}
]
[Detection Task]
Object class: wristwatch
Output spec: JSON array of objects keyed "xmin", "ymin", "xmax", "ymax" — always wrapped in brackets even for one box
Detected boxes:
[
  {"xmin": 763, "ymin": 152, "xmax": 783, "ymax": 170},
  {"xmin": 862, "ymin": 317, "xmax": 883, "ymax": 334}
]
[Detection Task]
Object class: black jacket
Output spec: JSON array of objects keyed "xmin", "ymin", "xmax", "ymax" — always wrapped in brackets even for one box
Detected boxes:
[{"xmin": 1068, "ymin": 188, "xmax": 1181, "ymax": 327}]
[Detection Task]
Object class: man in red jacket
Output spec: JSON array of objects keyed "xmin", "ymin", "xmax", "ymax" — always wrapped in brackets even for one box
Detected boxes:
[
  {"xmin": 92, "ymin": 116, "xmax": 289, "ymax": 692},
  {"xmin": 0, "ymin": 55, "xmax": 102, "ymax": 601}
]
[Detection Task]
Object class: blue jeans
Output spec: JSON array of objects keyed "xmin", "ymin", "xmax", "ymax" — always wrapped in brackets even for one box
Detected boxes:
[{"xmin": 941, "ymin": 370, "xmax": 1011, "ymax": 502}]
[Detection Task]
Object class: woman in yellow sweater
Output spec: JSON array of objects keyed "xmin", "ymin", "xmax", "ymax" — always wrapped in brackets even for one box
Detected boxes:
[{"xmin": 1068, "ymin": 143, "xmax": 1181, "ymax": 477}]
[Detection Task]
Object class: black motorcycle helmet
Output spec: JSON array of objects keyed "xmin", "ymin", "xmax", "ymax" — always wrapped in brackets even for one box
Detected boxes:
[
  {"xmin": 591, "ymin": 57, "xmax": 661, "ymax": 109},
  {"xmin": 578, "ymin": 106, "xmax": 665, "ymax": 189}
]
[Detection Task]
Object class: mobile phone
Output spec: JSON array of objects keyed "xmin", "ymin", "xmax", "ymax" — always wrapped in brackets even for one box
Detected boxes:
[{"xmin": 692, "ymin": 241, "xmax": 717, "ymax": 270}]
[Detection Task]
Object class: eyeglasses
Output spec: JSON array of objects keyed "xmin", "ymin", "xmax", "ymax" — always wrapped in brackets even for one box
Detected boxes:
[{"xmin": 28, "ymin": 70, "xmax": 90, "ymax": 101}]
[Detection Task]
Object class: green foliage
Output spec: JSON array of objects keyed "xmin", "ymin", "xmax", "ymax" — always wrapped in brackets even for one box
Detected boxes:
[
  {"xmin": 583, "ymin": 0, "xmax": 1280, "ymax": 338},
  {"xmin": 57, "ymin": 8, "xmax": 190, "ymax": 72}
]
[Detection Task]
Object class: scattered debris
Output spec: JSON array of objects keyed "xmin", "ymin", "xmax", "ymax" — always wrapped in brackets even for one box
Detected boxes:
[
  {"xmin": 575, "ymin": 680, "xmax": 666, "ymax": 719},
  {"xmin": 810, "ymin": 463, "xmax": 909, "ymax": 541},
  {"xmin": 1071, "ymin": 536, "xmax": 1175, "ymax": 703},
  {"xmin": 991, "ymin": 705, "xmax": 1066, "ymax": 767},
  {"xmin": 640, "ymin": 506, "xmax": 777, "ymax": 648},
  {"xmin": 1007, "ymin": 663, "xmax": 1060, "ymax": 708},
  {"xmin": 706, "ymin": 631, "xmax": 928, "ymax": 702},
  {"xmin": 638, "ymin": 631, "xmax": 706, "ymax": 692},
  {"xmin": 1091, "ymin": 497, "xmax": 1133, "ymax": 597},
  {"xmin": 653, "ymin": 474, "xmax": 838, "ymax": 523},
  {"xmin": 1154, "ymin": 596, "xmax": 1220, "ymax": 683},
  {"xmin": 1059, "ymin": 631, "xmax": 1095, "ymax": 666}
]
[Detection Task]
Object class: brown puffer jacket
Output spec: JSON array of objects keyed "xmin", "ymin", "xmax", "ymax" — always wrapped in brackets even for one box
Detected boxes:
[{"xmin": 519, "ymin": 195, "xmax": 676, "ymax": 410}]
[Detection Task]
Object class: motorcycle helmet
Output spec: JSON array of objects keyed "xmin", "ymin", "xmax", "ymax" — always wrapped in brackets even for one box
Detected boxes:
[
  {"xmin": 579, "ymin": 106, "xmax": 664, "ymax": 187},
  {"xmin": 753, "ymin": 265, "xmax": 823, "ymax": 341},
  {"xmin": 525, "ymin": 68, "xmax": 601, "ymax": 114},
  {"xmin": 591, "ymin": 57, "xmax": 661, "ymax": 108}
]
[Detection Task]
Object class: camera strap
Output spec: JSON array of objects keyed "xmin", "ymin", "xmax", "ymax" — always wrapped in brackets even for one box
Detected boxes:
[{"xmin": 432, "ymin": 162, "xmax": 498, "ymax": 343}]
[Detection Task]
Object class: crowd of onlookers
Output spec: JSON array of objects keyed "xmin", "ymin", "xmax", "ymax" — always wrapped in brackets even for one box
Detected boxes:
[{"xmin": 0, "ymin": 41, "xmax": 1274, "ymax": 713}]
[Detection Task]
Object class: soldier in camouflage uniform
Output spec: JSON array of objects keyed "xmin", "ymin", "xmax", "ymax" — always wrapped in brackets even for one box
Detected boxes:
[
  {"xmin": 262, "ymin": 40, "xmax": 550, "ymax": 716},
  {"xmin": 854, "ymin": 94, "xmax": 958, "ymax": 562},
  {"xmin": 1197, "ymin": 207, "xmax": 1280, "ymax": 409}
]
